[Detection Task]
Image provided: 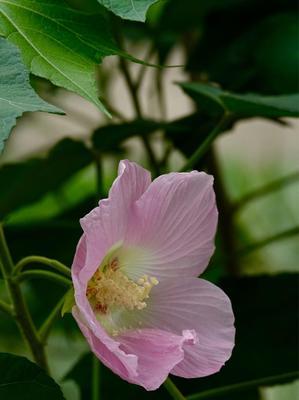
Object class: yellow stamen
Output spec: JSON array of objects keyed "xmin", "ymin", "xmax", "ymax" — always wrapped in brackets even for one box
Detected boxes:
[{"xmin": 86, "ymin": 244, "xmax": 159, "ymax": 319}]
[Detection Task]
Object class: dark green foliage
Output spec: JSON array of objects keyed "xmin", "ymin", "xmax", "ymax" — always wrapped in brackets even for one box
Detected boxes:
[
  {"xmin": 0, "ymin": 353, "xmax": 65, "ymax": 400},
  {"xmin": 0, "ymin": 139, "xmax": 92, "ymax": 219}
]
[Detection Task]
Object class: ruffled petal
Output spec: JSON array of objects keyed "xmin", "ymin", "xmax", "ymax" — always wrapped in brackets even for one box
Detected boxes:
[
  {"xmin": 141, "ymin": 278, "xmax": 235, "ymax": 378},
  {"xmin": 117, "ymin": 328, "xmax": 196, "ymax": 390},
  {"xmin": 125, "ymin": 171, "xmax": 218, "ymax": 280},
  {"xmin": 74, "ymin": 305, "xmax": 193, "ymax": 390}
]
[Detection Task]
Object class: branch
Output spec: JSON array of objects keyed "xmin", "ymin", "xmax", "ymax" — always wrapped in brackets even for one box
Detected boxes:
[
  {"xmin": 17, "ymin": 270, "xmax": 71, "ymax": 287},
  {"xmin": 232, "ymin": 171, "xmax": 299, "ymax": 213},
  {"xmin": 14, "ymin": 255, "xmax": 71, "ymax": 277},
  {"xmin": 180, "ymin": 113, "xmax": 233, "ymax": 172},
  {"xmin": 187, "ymin": 371, "xmax": 299, "ymax": 399},
  {"xmin": 238, "ymin": 226, "xmax": 299, "ymax": 256}
]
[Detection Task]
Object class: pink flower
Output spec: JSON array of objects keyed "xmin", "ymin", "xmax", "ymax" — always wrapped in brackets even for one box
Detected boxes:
[{"xmin": 72, "ymin": 160, "xmax": 235, "ymax": 390}]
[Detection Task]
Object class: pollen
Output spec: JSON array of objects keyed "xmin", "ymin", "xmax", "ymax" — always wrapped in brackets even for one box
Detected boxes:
[{"xmin": 86, "ymin": 253, "xmax": 159, "ymax": 316}]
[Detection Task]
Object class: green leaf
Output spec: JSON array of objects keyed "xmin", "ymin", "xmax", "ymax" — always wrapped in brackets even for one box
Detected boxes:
[
  {"xmin": 0, "ymin": 0, "xmax": 121, "ymax": 114},
  {"xmin": 179, "ymin": 82, "xmax": 299, "ymax": 118},
  {"xmin": 0, "ymin": 37, "xmax": 62, "ymax": 152},
  {"xmin": 0, "ymin": 352, "xmax": 64, "ymax": 400},
  {"xmin": 97, "ymin": 0, "xmax": 159, "ymax": 22},
  {"xmin": 92, "ymin": 118, "xmax": 162, "ymax": 152},
  {"xmin": 61, "ymin": 288, "xmax": 75, "ymax": 317},
  {"xmin": 0, "ymin": 138, "xmax": 93, "ymax": 219}
]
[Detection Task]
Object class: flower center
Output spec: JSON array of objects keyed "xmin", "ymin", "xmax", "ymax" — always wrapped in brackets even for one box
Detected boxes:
[{"xmin": 86, "ymin": 242, "xmax": 158, "ymax": 319}]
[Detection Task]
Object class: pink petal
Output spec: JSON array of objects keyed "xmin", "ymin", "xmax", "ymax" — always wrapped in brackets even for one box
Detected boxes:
[
  {"xmin": 74, "ymin": 305, "xmax": 193, "ymax": 390},
  {"xmin": 78, "ymin": 160, "xmax": 151, "ymax": 284},
  {"xmin": 117, "ymin": 328, "xmax": 196, "ymax": 390},
  {"xmin": 126, "ymin": 171, "xmax": 218, "ymax": 280},
  {"xmin": 142, "ymin": 278, "xmax": 235, "ymax": 378},
  {"xmin": 72, "ymin": 240, "xmax": 139, "ymax": 379}
]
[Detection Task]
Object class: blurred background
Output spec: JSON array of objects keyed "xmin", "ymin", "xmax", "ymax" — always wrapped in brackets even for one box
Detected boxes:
[{"xmin": 0, "ymin": 0, "xmax": 298, "ymax": 399}]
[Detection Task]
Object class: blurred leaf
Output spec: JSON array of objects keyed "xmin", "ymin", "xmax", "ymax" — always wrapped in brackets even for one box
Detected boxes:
[
  {"xmin": 0, "ymin": 37, "xmax": 62, "ymax": 152},
  {"xmin": 92, "ymin": 119, "xmax": 162, "ymax": 152},
  {"xmin": 187, "ymin": 3, "xmax": 298, "ymax": 94},
  {"xmin": 179, "ymin": 82, "xmax": 299, "ymax": 118},
  {"xmin": 0, "ymin": 138, "xmax": 92, "ymax": 219},
  {"xmin": 0, "ymin": 0, "xmax": 121, "ymax": 113},
  {"xmin": 0, "ymin": 352, "xmax": 64, "ymax": 400},
  {"xmin": 165, "ymin": 112, "xmax": 235, "ymax": 159},
  {"xmin": 253, "ymin": 13, "xmax": 299, "ymax": 94},
  {"xmin": 97, "ymin": 0, "xmax": 159, "ymax": 21}
]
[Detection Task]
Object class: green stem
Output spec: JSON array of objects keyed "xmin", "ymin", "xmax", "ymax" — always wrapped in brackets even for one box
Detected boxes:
[
  {"xmin": 164, "ymin": 378, "xmax": 186, "ymax": 400},
  {"xmin": 92, "ymin": 355, "xmax": 101, "ymax": 400},
  {"xmin": 14, "ymin": 255, "xmax": 71, "ymax": 277},
  {"xmin": 232, "ymin": 170, "xmax": 299, "ymax": 213},
  {"xmin": 187, "ymin": 371, "xmax": 299, "ymax": 400},
  {"xmin": 0, "ymin": 299, "xmax": 13, "ymax": 316},
  {"xmin": 0, "ymin": 225, "xmax": 49, "ymax": 371},
  {"xmin": 17, "ymin": 270, "xmax": 71, "ymax": 287},
  {"xmin": 238, "ymin": 226, "xmax": 299, "ymax": 256},
  {"xmin": 39, "ymin": 295, "xmax": 66, "ymax": 343},
  {"xmin": 115, "ymin": 26, "xmax": 160, "ymax": 177},
  {"xmin": 180, "ymin": 113, "xmax": 232, "ymax": 172}
]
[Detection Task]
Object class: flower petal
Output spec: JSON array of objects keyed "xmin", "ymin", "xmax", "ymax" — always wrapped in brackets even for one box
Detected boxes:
[
  {"xmin": 73, "ymin": 306, "xmax": 138, "ymax": 379},
  {"xmin": 142, "ymin": 278, "xmax": 235, "ymax": 378},
  {"xmin": 74, "ymin": 305, "xmax": 193, "ymax": 391},
  {"xmin": 117, "ymin": 328, "xmax": 196, "ymax": 390},
  {"xmin": 125, "ymin": 171, "xmax": 218, "ymax": 280},
  {"xmin": 78, "ymin": 160, "xmax": 151, "ymax": 283}
]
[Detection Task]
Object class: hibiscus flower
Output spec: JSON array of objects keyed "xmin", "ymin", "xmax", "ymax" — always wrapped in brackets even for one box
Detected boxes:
[{"xmin": 72, "ymin": 160, "xmax": 235, "ymax": 390}]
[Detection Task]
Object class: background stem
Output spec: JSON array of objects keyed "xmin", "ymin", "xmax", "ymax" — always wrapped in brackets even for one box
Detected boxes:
[
  {"xmin": 0, "ymin": 225, "xmax": 49, "ymax": 371},
  {"xmin": 92, "ymin": 355, "xmax": 101, "ymax": 400}
]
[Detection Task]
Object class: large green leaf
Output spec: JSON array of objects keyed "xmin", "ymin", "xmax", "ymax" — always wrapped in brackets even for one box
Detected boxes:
[
  {"xmin": 97, "ymin": 0, "xmax": 159, "ymax": 21},
  {"xmin": 0, "ymin": 0, "xmax": 121, "ymax": 114},
  {"xmin": 179, "ymin": 82, "xmax": 299, "ymax": 118},
  {"xmin": 0, "ymin": 138, "xmax": 93, "ymax": 219},
  {"xmin": 0, "ymin": 37, "xmax": 62, "ymax": 152},
  {"xmin": 0, "ymin": 352, "xmax": 64, "ymax": 400}
]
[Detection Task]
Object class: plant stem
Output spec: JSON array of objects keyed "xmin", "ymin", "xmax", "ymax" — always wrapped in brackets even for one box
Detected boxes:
[
  {"xmin": 186, "ymin": 371, "xmax": 299, "ymax": 400},
  {"xmin": 0, "ymin": 225, "xmax": 49, "ymax": 371},
  {"xmin": 14, "ymin": 255, "xmax": 71, "ymax": 277},
  {"xmin": 17, "ymin": 270, "xmax": 71, "ymax": 287},
  {"xmin": 208, "ymin": 147, "xmax": 239, "ymax": 275},
  {"xmin": 91, "ymin": 148, "xmax": 104, "ymax": 199},
  {"xmin": 238, "ymin": 226, "xmax": 299, "ymax": 256},
  {"xmin": 164, "ymin": 378, "xmax": 186, "ymax": 400},
  {"xmin": 0, "ymin": 299, "xmax": 13, "ymax": 316},
  {"xmin": 92, "ymin": 355, "xmax": 101, "ymax": 400},
  {"xmin": 39, "ymin": 295, "xmax": 66, "ymax": 343},
  {"xmin": 115, "ymin": 27, "xmax": 160, "ymax": 176},
  {"xmin": 232, "ymin": 170, "xmax": 299, "ymax": 213},
  {"xmin": 180, "ymin": 113, "xmax": 232, "ymax": 172}
]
